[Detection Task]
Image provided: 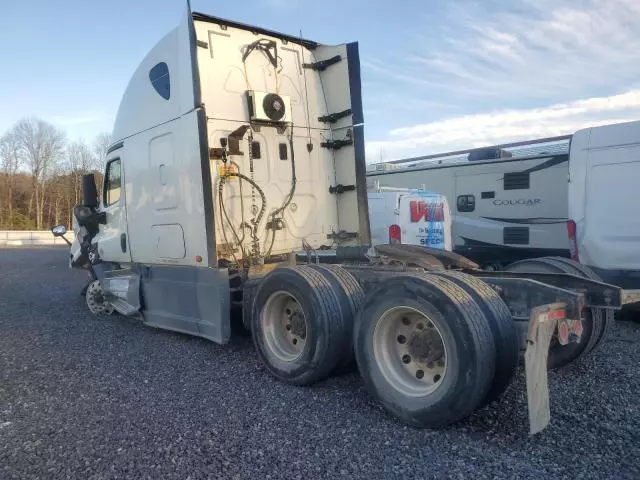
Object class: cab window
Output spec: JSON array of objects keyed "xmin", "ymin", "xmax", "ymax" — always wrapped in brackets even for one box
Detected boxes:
[{"xmin": 104, "ymin": 159, "xmax": 122, "ymax": 206}]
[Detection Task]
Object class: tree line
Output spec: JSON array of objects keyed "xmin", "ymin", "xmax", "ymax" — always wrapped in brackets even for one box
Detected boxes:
[{"xmin": 0, "ymin": 117, "xmax": 108, "ymax": 230}]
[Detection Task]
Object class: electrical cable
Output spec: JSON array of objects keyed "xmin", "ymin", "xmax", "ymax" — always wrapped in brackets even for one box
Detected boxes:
[
  {"xmin": 218, "ymin": 159, "xmax": 268, "ymax": 266},
  {"xmin": 264, "ymin": 123, "xmax": 296, "ymax": 259},
  {"xmin": 230, "ymin": 160, "xmax": 246, "ymax": 244},
  {"xmin": 223, "ymin": 171, "xmax": 267, "ymax": 260},
  {"xmin": 217, "ymin": 178, "xmax": 242, "ymax": 267}
]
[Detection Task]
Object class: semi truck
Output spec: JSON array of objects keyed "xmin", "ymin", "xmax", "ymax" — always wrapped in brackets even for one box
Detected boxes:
[{"xmin": 52, "ymin": 6, "xmax": 638, "ymax": 434}]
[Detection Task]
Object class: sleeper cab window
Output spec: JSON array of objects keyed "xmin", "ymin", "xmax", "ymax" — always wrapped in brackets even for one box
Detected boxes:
[
  {"xmin": 149, "ymin": 62, "xmax": 170, "ymax": 100},
  {"xmin": 104, "ymin": 159, "xmax": 122, "ymax": 206}
]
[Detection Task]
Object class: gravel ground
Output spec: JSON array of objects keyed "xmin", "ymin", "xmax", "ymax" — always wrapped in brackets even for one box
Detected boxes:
[{"xmin": 1, "ymin": 247, "xmax": 639, "ymax": 480}]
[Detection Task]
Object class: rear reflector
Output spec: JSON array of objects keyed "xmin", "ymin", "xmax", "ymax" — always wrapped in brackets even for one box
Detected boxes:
[
  {"xmin": 567, "ymin": 219, "xmax": 579, "ymax": 261},
  {"xmin": 389, "ymin": 224, "xmax": 401, "ymax": 244}
]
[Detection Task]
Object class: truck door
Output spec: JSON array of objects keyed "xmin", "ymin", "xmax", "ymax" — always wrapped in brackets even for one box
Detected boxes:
[{"xmin": 96, "ymin": 156, "xmax": 131, "ymax": 264}]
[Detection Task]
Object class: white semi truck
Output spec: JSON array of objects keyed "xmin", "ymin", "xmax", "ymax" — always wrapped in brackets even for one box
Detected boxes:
[{"xmin": 52, "ymin": 6, "xmax": 638, "ymax": 433}]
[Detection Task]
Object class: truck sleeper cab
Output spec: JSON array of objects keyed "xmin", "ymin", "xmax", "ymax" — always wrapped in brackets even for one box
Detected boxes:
[
  {"xmin": 57, "ymin": 8, "xmax": 636, "ymax": 434},
  {"xmin": 91, "ymin": 10, "xmax": 369, "ymax": 342}
]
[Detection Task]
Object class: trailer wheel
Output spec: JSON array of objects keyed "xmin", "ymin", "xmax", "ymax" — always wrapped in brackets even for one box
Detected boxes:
[
  {"xmin": 354, "ymin": 273, "xmax": 495, "ymax": 428},
  {"xmin": 505, "ymin": 258, "xmax": 599, "ymax": 369},
  {"xmin": 251, "ymin": 266, "xmax": 345, "ymax": 385},
  {"xmin": 436, "ymin": 271, "xmax": 518, "ymax": 405},
  {"xmin": 547, "ymin": 257, "xmax": 614, "ymax": 352},
  {"xmin": 308, "ymin": 265, "xmax": 365, "ymax": 371}
]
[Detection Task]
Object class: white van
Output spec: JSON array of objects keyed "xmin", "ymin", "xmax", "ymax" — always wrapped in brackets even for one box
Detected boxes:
[
  {"xmin": 368, "ymin": 185, "xmax": 452, "ymax": 250},
  {"xmin": 568, "ymin": 120, "xmax": 640, "ymax": 289}
]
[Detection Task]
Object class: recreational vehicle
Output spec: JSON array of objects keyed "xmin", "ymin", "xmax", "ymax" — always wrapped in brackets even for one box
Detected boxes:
[{"xmin": 367, "ymin": 143, "xmax": 571, "ymax": 269}]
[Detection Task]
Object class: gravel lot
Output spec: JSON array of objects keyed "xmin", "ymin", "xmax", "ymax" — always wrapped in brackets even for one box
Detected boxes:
[{"xmin": 1, "ymin": 247, "xmax": 639, "ymax": 479}]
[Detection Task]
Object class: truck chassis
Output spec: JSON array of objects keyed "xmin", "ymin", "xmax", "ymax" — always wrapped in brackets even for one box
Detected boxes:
[{"xmin": 55, "ymin": 216, "xmax": 635, "ymax": 434}]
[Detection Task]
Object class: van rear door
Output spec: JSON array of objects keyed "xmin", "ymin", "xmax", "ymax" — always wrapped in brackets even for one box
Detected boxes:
[
  {"xmin": 397, "ymin": 192, "xmax": 452, "ymax": 251},
  {"xmin": 569, "ymin": 121, "xmax": 640, "ymax": 270}
]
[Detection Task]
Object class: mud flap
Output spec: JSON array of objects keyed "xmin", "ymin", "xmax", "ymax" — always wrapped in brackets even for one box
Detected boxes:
[{"xmin": 524, "ymin": 303, "xmax": 571, "ymax": 435}]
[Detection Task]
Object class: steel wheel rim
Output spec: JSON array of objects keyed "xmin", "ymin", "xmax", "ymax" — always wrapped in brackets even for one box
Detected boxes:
[
  {"xmin": 373, "ymin": 306, "xmax": 447, "ymax": 397},
  {"xmin": 86, "ymin": 280, "xmax": 113, "ymax": 315},
  {"xmin": 261, "ymin": 291, "xmax": 307, "ymax": 362}
]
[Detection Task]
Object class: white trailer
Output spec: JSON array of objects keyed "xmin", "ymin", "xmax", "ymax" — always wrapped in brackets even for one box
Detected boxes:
[{"xmin": 52, "ymin": 6, "xmax": 637, "ymax": 433}]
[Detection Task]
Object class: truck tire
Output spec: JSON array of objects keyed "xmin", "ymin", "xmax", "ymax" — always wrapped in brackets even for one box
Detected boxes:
[
  {"xmin": 308, "ymin": 264, "xmax": 365, "ymax": 371},
  {"xmin": 504, "ymin": 258, "xmax": 600, "ymax": 369},
  {"xmin": 251, "ymin": 266, "xmax": 346, "ymax": 385},
  {"xmin": 547, "ymin": 257, "xmax": 614, "ymax": 352},
  {"xmin": 435, "ymin": 271, "xmax": 518, "ymax": 405},
  {"xmin": 354, "ymin": 273, "xmax": 496, "ymax": 428}
]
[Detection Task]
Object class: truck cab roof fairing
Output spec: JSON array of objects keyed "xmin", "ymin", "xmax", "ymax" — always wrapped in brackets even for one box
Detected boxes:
[
  {"xmin": 191, "ymin": 12, "xmax": 319, "ymax": 49},
  {"xmin": 111, "ymin": 10, "xmax": 198, "ymax": 143}
]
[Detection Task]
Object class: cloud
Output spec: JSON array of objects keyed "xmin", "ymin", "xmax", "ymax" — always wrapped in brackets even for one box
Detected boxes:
[
  {"xmin": 407, "ymin": 0, "xmax": 640, "ymax": 101},
  {"xmin": 366, "ymin": 90, "xmax": 640, "ymax": 161},
  {"xmin": 364, "ymin": 0, "xmax": 640, "ymax": 162}
]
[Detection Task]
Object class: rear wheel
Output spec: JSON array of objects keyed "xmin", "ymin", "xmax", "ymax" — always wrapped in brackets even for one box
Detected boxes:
[
  {"xmin": 436, "ymin": 271, "xmax": 518, "ymax": 405},
  {"xmin": 354, "ymin": 273, "xmax": 495, "ymax": 428},
  {"xmin": 505, "ymin": 257, "xmax": 600, "ymax": 369},
  {"xmin": 251, "ymin": 266, "xmax": 346, "ymax": 385},
  {"xmin": 308, "ymin": 264, "xmax": 364, "ymax": 371}
]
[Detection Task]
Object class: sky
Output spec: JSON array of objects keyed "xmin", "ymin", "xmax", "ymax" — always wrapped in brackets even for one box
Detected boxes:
[{"xmin": 1, "ymin": 0, "xmax": 640, "ymax": 163}]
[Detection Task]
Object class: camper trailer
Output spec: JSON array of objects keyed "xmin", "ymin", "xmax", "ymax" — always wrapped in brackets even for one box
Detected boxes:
[
  {"xmin": 51, "ymin": 7, "xmax": 638, "ymax": 434},
  {"xmin": 368, "ymin": 144, "xmax": 571, "ymax": 269}
]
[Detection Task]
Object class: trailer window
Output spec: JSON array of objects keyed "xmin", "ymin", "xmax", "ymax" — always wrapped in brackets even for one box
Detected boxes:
[
  {"xmin": 104, "ymin": 159, "xmax": 122, "ymax": 206},
  {"xmin": 149, "ymin": 62, "xmax": 170, "ymax": 100},
  {"xmin": 504, "ymin": 172, "xmax": 530, "ymax": 190},
  {"xmin": 457, "ymin": 195, "xmax": 475, "ymax": 212}
]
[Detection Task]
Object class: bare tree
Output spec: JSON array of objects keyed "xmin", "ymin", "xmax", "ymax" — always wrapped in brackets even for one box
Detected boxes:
[
  {"xmin": 93, "ymin": 132, "xmax": 111, "ymax": 172},
  {"xmin": 13, "ymin": 117, "xmax": 65, "ymax": 229},
  {"xmin": 0, "ymin": 130, "xmax": 23, "ymax": 227},
  {"xmin": 67, "ymin": 141, "xmax": 96, "ymax": 203}
]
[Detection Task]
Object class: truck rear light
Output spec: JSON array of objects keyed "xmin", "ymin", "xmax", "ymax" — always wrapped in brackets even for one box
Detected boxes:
[
  {"xmin": 567, "ymin": 219, "xmax": 579, "ymax": 261},
  {"xmin": 389, "ymin": 224, "xmax": 401, "ymax": 244}
]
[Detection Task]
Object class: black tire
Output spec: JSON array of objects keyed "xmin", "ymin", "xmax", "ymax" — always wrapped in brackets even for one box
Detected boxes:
[
  {"xmin": 547, "ymin": 257, "xmax": 614, "ymax": 352},
  {"xmin": 505, "ymin": 258, "xmax": 599, "ymax": 369},
  {"xmin": 354, "ymin": 273, "xmax": 496, "ymax": 428},
  {"xmin": 436, "ymin": 271, "xmax": 519, "ymax": 405},
  {"xmin": 251, "ymin": 266, "xmax": 346, "ymax": 385},
  {"xmin": 308, "ymin": 264, "xmax": 365, "ymax": 371}
]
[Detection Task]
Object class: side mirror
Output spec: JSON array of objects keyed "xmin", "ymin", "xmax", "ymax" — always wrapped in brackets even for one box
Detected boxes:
[
  {"xmin": 82, "ymin": 173, "xmax": 99, "ymax": 208},
  {"xmin": 51, "ymin": 225, "xmax": 67, "ymax": 237}
]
